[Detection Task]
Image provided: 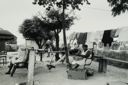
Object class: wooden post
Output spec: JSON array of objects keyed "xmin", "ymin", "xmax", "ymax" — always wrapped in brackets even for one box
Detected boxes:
[
  {"xmin": 27, "ymin": 48, "xmax": 35, "ymax": 85},
  {"xmin": 98, "ymin": 58, "xmax": 103, "ymax": 72},
  {"xmin": 98, "ymin": 58, "xmax": 107, "ymax": 73},
  {"xmin": 102, "ymin": 59, "xmax": 107, "ymax": 73}
]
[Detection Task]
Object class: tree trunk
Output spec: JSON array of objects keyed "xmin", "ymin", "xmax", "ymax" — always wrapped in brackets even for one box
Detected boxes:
[
  {"xmin": 36, "ymin": 40, "xmax": 46, "ymax": 62},
  {"xmin": 55, "ymin": 33, "xmax": 60, "ymax": 61},
  {"xmin": 62, "ymin": 0, "xmax": 70, "ymax": 68},
  {"xmin": 39, "ymin": 46, "xmax": 43, "ymax": 61}
]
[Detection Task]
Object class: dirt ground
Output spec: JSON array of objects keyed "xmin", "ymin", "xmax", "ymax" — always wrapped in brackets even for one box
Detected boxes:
[{"xmin": 0, "ymin": 60, "xmax": 128, "ymax": 85}]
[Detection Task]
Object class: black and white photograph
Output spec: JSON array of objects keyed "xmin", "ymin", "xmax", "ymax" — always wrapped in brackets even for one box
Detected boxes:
[{"xmin": 0, "ymin": 0, "xmax": 128, "ymax": 85}]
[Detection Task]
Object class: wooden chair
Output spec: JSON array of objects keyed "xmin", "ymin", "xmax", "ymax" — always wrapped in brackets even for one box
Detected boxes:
[
  {"xmin": 83, "ymin": 50, "xmax": 94, "ymax": 68},
  {"xmin": 80, "ymin": 50, "xmax": 95, "ymax": 76},
  {"xmin": 10, "ymin": 49, "xmax": 30, "ymax": 77}
]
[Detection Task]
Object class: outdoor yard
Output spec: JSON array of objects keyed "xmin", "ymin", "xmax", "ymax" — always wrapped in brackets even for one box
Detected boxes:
[
  {"xmin": 0, "ymin": 0, "xmax": 128, "ymax": 85},
  {"xmin": 0, "ymin": 61, "xmax": 128, "ymax": 85}
]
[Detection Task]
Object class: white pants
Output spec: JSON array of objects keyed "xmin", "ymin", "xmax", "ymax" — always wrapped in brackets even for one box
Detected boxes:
[{"xmin": 68, "ymin": 56, "xmax": 85, "ymax": 65}]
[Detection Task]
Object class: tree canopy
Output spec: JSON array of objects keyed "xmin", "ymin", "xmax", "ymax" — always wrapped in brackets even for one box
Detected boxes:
[
  {"xmin": 33, "ymin": 0, "xmax": 90, "ymax": 11},
  {"xmin": 45, "ymin": 9, "xmax": 75, "ymax": 31},
  {"xmin": 19, "ymin": 16, "xmax": 53, "ymax": 48},
  {"xmin": 107, "ymin": 0, "xmax": 128, "ymax": 16}
]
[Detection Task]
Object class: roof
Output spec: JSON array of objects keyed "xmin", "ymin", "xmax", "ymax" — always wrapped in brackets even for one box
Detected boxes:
[
  {"xmin": 0, "ymin": 30, "xmax": 14, "ymax": 36},
  {"xmin": 0, "ymin": 28, "xmax": 16, "ymax": 40},
  {"xmin": 0, "ymin": 35, "xmax": 15, "ymax": 40}
]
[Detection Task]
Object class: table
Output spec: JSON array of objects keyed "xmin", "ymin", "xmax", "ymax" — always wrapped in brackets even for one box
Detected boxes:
[
  {"xmin": 0, "ymin": 55, "xmax": 7, "ymax": 66},
  {"xmin": 95, "ymin": 55, "xmax": 128, "ymax": 73},
  {"xmin": 95, "ymin": 55, "xmax": 107, "ymax": 73}
]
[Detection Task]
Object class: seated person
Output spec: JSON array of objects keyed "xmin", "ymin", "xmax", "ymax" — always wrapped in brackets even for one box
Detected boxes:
[
  {"xmin": 50, "ymin": 44, "xmax": 92, "ymax": 70},
  {"xmin": 5, "ymin": 46, "xmax": 28, "ymax": 75},
  {"xmin": 69, "ymin": 43, "xmax": 81, "ymax": 55},
  {"xmin": 46, "ymin": 44, "xmax": 81, "ymax": 70},
  {"xmin": 70, "ymin": 44, "xmax": 92, "ymax": 69},
  {"xmin": 60, "ymin": 43, "xmax": 81, "ymax": 56}
]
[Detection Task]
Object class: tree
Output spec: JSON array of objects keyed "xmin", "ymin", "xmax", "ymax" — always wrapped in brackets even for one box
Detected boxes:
[
  {"xmin": 107, "ymin": 0, "xmax": 128, "ymax": 16},
  {"xmin": 32, "ymin": 0, "xmax": 90, "ymax": 68},
  {"xmin": 19, "ymin": 16, "xmax": 53, "ymax": 61},
  {"xmin": 44, "ymin": 9, "xmax": 75, "ymax": 61}
]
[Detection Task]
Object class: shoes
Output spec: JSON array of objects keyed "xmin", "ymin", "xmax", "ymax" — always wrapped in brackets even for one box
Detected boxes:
[
  {"xmin": 5, "ymin": 72, "xmax": 10, "ymax": 74},
  {"xmin": 10, "ymin": 73, "xmax": 13, "ymax": 77},
  {"xmin": 47, "ymin": 64, "xmax": 55, "ymax": 70}
]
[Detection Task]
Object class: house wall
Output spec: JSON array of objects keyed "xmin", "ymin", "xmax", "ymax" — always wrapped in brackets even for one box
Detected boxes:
[{"xmin": 0, "ymin": 41, "xmax": 5, "ymax": 52}]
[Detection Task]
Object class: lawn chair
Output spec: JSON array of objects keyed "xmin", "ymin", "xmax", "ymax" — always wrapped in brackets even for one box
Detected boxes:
[{"xmin": 10, "ymin": 49, "xmax": 30, "ymax": 77}]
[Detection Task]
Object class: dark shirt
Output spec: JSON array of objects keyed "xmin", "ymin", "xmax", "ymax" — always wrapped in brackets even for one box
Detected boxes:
[
  {"xmin": 69, "ymin": 49, "xmax": 81, "ymax": 55},
  {"xmin": 77, "ymin": 50, "xmax": 92, "ymax": 59}
]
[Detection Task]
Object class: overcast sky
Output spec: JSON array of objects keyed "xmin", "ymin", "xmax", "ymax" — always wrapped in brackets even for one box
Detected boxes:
[{"xmin": 0, "ymin": 0, "xmax": 128, "ymax": 45}]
